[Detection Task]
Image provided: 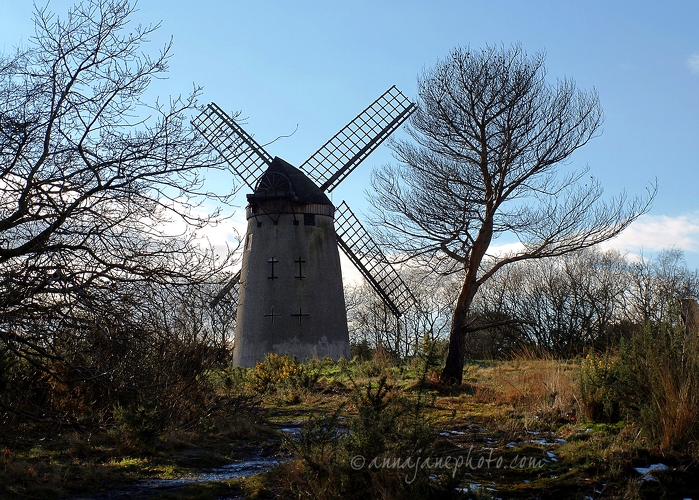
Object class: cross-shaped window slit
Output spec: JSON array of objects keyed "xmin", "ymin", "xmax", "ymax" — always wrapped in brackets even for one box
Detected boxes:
[
  {"xmin": 291, "ymin": 307, "xmax": 310, "ymax": 324},
  {"xmin": 267, "ymin": 257, "xmax": 279, "ymax": 280},
  {"xmin": 295, "ymin": 257, "xmax": 306, "ymax": 279},
  {"xmin": 264, "ymin": 306, "xmax": 280, "ymax": 323}
]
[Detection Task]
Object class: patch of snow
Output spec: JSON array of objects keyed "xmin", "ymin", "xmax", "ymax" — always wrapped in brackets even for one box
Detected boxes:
[{"xmin": 634, "ymin": 463, "xmax": 669, "ymax": 482}]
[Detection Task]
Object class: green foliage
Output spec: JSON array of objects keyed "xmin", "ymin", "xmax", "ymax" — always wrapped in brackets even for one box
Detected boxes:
[
  {"xmin": 350, "ymin": 340, "xmax": 374, "ymax": 361},
  {"xmin": 579, "ymin": 350, "xmax": 622, "ymax": 422},
  {"xmin": 291, "ymin": 405, "xmax": 347, "ymax": 477},
  {"xmin": 580, "ymin": 319, "xmax": 699, "ymax": 454},
  {"xmin": 109, "ymin": 400, "xmax": 164, "ymax": 449},
  {"xmin": 350, "ymin": 357, "xmax": 392, "ymax": 378},
  {"xmin": 215, "ymin": 365, "xmax": 251, "ymax": 395},
  {"xmin": 281, "ymin": 349, "xmax": 463, "ymax": 499},
  {"xmin": 618, "ymin": 321, "xmax": 699, "ymax": 452},
  {"xmin": 411, "ymin": 335, "xmax": 447, "ymax": 380},
  {"xmin": 294, "ymin": 358, "xmax": 327, "ymax": 390}
]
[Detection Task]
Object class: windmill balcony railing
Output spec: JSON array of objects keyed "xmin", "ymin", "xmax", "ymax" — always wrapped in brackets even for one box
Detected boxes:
[{"xmin": 246, "ymin": 202, "xmax": 335, "ymax": 220}]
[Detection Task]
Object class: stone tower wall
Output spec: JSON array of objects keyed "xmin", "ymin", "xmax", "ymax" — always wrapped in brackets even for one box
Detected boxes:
[{"xmin": 232, "ymin": 210, "xmax": 350, "ymax": 367}]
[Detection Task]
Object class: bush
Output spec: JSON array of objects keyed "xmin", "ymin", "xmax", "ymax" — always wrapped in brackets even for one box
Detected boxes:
[
  {"xmin": 580, "ymin": 321, "xmax": 699, "ymax": 454},
  {"xmin": 579, "ymin": 350, "xmax": 621, "ymax": 422},
  {"xmin": 109, "ymin": 400, "xmax": 164, "ymax": 449},
  {"xmin": 619, "ymin": 322, "xmax": 699, "ymax": 452},
  {"xmin": 281, "ymin": 358, "xmax": 464, "ymax": 499},
  {"xmin": 246, "ymin": 354, "xmax": 328, "ymax": 405},
  {"xmin": 249, "ymin": 353, "xmax": 303, "ymax": 393}
]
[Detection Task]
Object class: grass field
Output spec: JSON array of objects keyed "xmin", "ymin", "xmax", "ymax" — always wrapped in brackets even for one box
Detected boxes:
[{"xmin": 2, "ymin": 348, "xmax": 698, "ymax": 499}]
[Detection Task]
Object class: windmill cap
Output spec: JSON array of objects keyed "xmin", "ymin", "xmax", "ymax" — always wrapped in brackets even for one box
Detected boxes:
[{"xmin": 247, "ymin": 157, "xmax": 333, "ymax": 206}]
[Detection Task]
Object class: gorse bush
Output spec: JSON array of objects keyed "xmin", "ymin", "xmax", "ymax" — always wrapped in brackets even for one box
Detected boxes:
[
  {"xmin": 110, "ymin": 400, "xmax": 164, "ymax": 449},
  {"xmin": 580, "ymin": 319, "xmax": 699, "ymax": 454},
  {"xmin": 249, "ymin": 353, "xmax": 303, "ymax": 393},
  {"xmin": 579, "ymin": 351, "xmax": 621, "ymax": 422},
  {"xmin": 281, "ymin": 348, "xmax": 464, "ymax": 499},
  {"xmin": 412, "ymin": 335, "xmax": 448, "ymax": 379},
  {"xmin": 284, "ymin": 377, "xmax": 458, "ymax": 499},
  {"xmin": 247, "ymin": 353, "xmax": 327, "ymax": 399}
]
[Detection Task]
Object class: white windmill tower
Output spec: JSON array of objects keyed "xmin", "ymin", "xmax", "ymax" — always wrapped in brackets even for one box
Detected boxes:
[{"xmin": 194, "ymin": 87, "xmax": 416, "ymax": 367}]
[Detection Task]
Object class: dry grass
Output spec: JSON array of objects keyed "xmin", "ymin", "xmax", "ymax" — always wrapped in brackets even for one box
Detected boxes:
[
  {"xmin": 652, "ymin": 365, "xmax": 699, "ymax": 451},
  {"xmin": 465, "ymin": 357, "xmax": 579, "ymax": 423},
  {"xmin": 5, "ymin": 354, "xmax": 698, "ymax": 499}
]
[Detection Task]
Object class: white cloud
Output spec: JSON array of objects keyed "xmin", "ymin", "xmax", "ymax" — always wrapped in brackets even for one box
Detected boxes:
[
  {"xmin": 153, "ymin": 200, "xmax": 245, "ymax": 269},
  {"xmin": 600, "ymin": 213, "xmax": 699, "ymax": 258},
  {"xmin": 477, "ymin": 213, "xmax": 699, "ymax": 267},
  {"xmin": 687, "ymin": 53, "xmax": 699, "ymax": 74},
  {"xmin": 195, "ymin": 217, "xmax": 245, "ymax": 260},
  {"xmin": 487, "ymin": 241, "xmax": 526, "ymax": 258},
  {"xmin": 340, "ymin": 251, "xmax": 365, "ymax": 285}
]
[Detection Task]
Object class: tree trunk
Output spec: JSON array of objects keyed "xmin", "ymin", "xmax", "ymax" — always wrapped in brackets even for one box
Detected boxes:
[
  {"xmin": 440, "ymin": 218, "xmax": 493, "ymax": 385},
  {"xmin": 439, "ymin": 279, "xmax": 477, "ymax": 384}
]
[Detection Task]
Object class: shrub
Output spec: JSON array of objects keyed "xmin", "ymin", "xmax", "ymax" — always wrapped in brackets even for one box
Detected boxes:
[
  {"xmin": 350, "ymin": 340, "xmax": 374, "ymax": 361},
  {"xmin": 618, "ymin": 322, "xmax": 699, "ymax": 452},
  {"xmin": 281, "ymin": 353, "xmax": 464, "ymax": 499},
  {"xmin": 580, "ymin": 321, "xmax": 699, "ymax": 454},
  {"xmin": 249, "ymin": 353, "xmax": 303, "ymax": 393},
  {"xmin": 579, "ymin": 351, "xmax": 621, "ymax": 422},
  {"xmin": 109, "ymin": 400, "xmax": 164, "ymax": 449},
  {"xmin": 246, "ymin": 354, "xmax": 328, "ymax": 405}
]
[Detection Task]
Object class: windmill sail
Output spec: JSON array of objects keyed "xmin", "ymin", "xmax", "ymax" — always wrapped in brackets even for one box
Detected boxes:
[
  {"xmin": 192, "ymin": 103, "xmax": 273, "ymax": 191},
  {"xmin": 334, "ymin": 201, "xmax": 415, "ymax": 317},
  {"xmin": 197, "ymin": 86, "xmax": 417, "ymax": 365},
  {"xmin": 210, "ymin": 269, "xmax": 241, "ymax": 308},
  {"xmin": 301, "ymin": 86, "xmax": 416, "ymax": 193}
]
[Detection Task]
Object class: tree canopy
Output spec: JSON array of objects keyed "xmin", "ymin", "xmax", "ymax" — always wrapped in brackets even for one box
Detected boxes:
[
  {"xmin": 370, "ymin": 44, "xmax": 655, "ymax": 384},
  {"xmin": 0, "ymin": 0, "xmax": 238, "ymax": 425}
]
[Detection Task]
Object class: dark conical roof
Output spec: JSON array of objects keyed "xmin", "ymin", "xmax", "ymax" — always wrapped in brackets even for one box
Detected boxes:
[{"xmin": 248, "ymin": 157, "xmax": 332, "ymax": 205}]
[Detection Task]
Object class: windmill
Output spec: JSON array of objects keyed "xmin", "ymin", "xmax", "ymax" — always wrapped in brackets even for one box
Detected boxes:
[{"xmin": 193, "ymin": 86, "xmax": 416, "ymax": 367}]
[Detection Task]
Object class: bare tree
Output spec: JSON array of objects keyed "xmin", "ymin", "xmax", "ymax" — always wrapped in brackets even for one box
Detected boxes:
[
  {"xmin": 370, "ymin": 44, "xmax": 654, "ymax": 384},
  {"xmin": 473, "ymin": 248, "xmax": 629, "ymax": 357},
  {"xmin": 400, "ymin": 267, "xmax": 458, "ymax": 351},
  {"xmin": 625, "ymin": 248, "xmax": 699, "ymax": 325},
  {"xmin": 346, "ymin": 281, "xmax": 400, "ymax": 357},
  {"xmin": 346, "ymin": 268, "xmax": 458, "ymax": 359},
  {"xmin": 0, "ymin": 0, "xmax": 238, "ymax": 424}
]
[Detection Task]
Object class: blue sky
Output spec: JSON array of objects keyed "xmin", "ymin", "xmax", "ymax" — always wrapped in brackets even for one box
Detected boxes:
[{"xmin": 3, "ymin": 1, "xmax": 699, "ymax": 270}]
